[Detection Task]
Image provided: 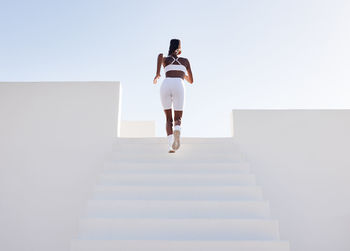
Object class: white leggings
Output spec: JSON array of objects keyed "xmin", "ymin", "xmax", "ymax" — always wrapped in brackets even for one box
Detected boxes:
[{"xmin": 160, "ymin": 77, "xmax": 185, "ymax": 111}]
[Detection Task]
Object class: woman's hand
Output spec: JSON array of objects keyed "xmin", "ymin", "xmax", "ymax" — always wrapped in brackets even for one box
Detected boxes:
[
  {"xmin": 184, "ymin": 75, "xmax": 192, "ymax": 84},
  {"xmin": 153, "ymin": 74, "xmax": 161, "ymax": 84}
]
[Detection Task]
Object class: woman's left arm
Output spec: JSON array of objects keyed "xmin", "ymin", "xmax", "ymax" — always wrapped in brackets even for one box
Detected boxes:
[{"xmin": 153, "ymin": 53, "xmax": 163, "ymax": 84}]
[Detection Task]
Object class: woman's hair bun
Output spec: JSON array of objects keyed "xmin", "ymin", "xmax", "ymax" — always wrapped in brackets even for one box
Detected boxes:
[{"xmin": 168, "ymin": 39, "xmax": 181, "ymax": 56}]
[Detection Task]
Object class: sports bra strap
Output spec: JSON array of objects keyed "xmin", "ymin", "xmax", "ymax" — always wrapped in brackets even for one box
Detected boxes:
[{"xmin": 170, "ymin": 56, "xmax": 182, "ymax": 65}]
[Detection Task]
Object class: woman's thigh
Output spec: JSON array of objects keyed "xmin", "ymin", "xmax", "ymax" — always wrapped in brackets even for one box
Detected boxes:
[{"xmin": 172, "ymin": 80, "xmax": 184, "ymax": 111}]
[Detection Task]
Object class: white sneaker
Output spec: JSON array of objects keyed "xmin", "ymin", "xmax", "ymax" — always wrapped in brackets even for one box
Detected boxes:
[
  {"xmin": 167, "ymin": 134, "xmax": 175, "ymax": 153},
  {"xmin": 172, "ymin": 126, "xmax": 181, "ymax": 150}
]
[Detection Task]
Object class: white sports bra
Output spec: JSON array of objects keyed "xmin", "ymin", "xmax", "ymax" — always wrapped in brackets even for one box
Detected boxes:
[{"xmin": 164, "ymin": 56, "xmax": 187, "ymax": 73}]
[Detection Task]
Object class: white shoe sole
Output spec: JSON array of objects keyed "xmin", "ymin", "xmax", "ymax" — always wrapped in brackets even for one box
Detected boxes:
[{"xmin": 172, "ymin": 130, "xmax": 181, "ymax": 150}]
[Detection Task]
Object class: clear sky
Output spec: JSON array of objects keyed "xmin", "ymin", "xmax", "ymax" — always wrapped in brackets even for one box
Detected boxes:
[{"xmin": 1, "ymin": 0, "xmax": 350, "ymax": 137}]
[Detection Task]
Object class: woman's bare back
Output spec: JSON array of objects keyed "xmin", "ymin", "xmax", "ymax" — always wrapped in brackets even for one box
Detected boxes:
[{"xmin": 163, "ymin": 56, "xmax": 190, "ymax": 79}]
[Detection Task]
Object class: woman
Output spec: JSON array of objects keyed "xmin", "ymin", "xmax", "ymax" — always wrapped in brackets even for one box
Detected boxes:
[{"xmin": 153, "ymin": 39, "xmax": 194, "ymax": 153}]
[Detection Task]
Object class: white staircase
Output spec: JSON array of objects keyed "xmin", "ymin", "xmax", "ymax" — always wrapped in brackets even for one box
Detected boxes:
[{"xmin": 71, "ymin": 138, "xmax": 290, "ymax": 251}]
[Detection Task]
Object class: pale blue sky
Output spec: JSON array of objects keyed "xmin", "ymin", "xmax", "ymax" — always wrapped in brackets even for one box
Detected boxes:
[{"xmin": 1, "ymin": 0, "xmax": 350, "ymax": 137}]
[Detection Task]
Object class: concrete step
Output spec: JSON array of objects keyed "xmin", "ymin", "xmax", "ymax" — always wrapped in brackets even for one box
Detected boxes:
[
  {"xmin": 112, "ymin": 143, "xmax": 241, "ymax": 155},
  {"xmin": 71, "ymin": 240, "xmax": 290, "ymax": 251},
  {"xmin": 112, "ymin": 138, "xmax": 239, "ymax": 155},
  {"xmin": 108, "ymin": 152, "xmax": 245, "ymax": 162},
  {"xmin": 84, "ymin": 200, "xmax": 271, "ymax": 219},
  {"xmin": 97, "ymin": 174, "xmax": 256, "ymax": 186},
  {"xmin": 93, "ymin": 186, "xmax": 263, "ymax": 201},
  {"xmin": 103, "ymin": 162, "xmax": 251, "ymax": 174},
  {"xmin": 113, "ymin": 137, "xmax": 236, "ymax": 145},
  {"xmin": 77, "ymin": 218, "xmax": 280, "ymax": 240}
]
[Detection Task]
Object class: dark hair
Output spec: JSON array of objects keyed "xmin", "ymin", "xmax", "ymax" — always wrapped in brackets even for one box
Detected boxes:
[{"xmin": 168, "ymin": 39, "xmax": 181, "ymax": 56}]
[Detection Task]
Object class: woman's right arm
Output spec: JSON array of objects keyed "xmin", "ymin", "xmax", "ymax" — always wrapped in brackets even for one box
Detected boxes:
[{"xmin": 153, "ymin": 53, "xmax": 163, "ymax": 84}]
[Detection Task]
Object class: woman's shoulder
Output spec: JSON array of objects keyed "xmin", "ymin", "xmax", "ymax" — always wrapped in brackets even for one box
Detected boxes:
[
  {"xmin": 163, "ymin": 56, "xmax": 172, "ymax": 63},
  {"xmin": 163, "ymin": 56, "xmax": 189, "ymax": 66},
  {"xmin": 178, "ymin": 57, "xmax": 190, "ymax": 66},
  {"xmin": 178, "ymin": 57, "xmax": 189, "ymax": 62}
]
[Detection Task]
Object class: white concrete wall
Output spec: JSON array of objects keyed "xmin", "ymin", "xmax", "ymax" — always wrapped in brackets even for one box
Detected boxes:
[
  {"xmin": 232, "ymin": 110, "xmax": 350, "ymax": 251},
  {"xmin": 0, "ymin": 82, "xmax": 121, "ymax": 251},
  {"xmin": 120, "ymin": 120, "xmax": 155, "ymax": 137}
]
